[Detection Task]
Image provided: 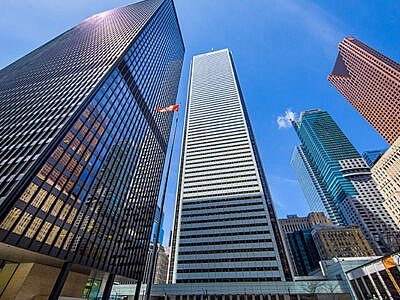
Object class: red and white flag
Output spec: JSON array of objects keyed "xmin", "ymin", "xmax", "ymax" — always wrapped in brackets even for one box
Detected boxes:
[{"xmin": 155, "ymin": 104, "xmax": 180, "ymax": 112}]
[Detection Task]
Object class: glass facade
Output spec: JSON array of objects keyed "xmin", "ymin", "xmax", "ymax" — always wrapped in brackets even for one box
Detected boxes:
[
  {"xmin": 362, "ymin": 149, "xmax": 387, "ymax": 168},
  {"xmin": 291, "ymin": 145, "xmax": 341, "ymax": 225},
  {"xmin": 293, "ymin": 109, "xmax": 399, "ymax": 255},
  {"xmin": 0, "ymin": 0, "xmax": 184, "ymax": 280},
  {"xmin": 287, "ymin": 229, "xmax": 320, "ymax": 276}
]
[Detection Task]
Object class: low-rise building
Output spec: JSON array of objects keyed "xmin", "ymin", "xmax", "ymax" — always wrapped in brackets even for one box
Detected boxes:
[
  {"xmin": 346, "ymin": 252, "xmax": 400, "ymax": 299},
  {"xmin": 279, "ymin": 212, "xmax": 332, "ymax": 275},
  {"xmin": 312, "ymin": 225, "xmax": 375, "ymax": 260}
]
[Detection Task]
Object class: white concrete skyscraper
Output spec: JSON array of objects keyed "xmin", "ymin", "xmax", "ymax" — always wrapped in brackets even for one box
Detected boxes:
[{"xmin": 168, "ymin": 49, "xmax": 291, "ymax": 284}]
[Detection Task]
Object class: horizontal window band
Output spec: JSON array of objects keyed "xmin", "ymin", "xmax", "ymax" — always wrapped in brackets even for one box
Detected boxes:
[
  {"xmin": 180, "ymin": 223, "xmax": 269, "ymax": 232},
  {"xmin": 177, "ymin": 256, "xmax": 277, "ymax": 264},
  {"xmin": 176, "ymin": 277, "xmax": 281, "ymax": 283},
  {"xmin": 176, "ymin": 266, "xmax": 279, "ymax": 273}
]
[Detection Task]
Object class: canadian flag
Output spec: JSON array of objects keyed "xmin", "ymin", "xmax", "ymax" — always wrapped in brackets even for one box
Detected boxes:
[{"xmin": 155, "ymin": 104, "xmax": 180, "ymax": 112}]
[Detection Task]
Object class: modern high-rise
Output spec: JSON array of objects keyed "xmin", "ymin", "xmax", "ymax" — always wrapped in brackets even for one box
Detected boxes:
[
  {"xmin": 291, "ymin": 145, "xmax": 341, "ymax": 225},
  {"xmin": 168, "ymin": 49, "xmax": 291, "ymax": 284},
  {"xmin": 362, "ymin": 149, "xmax": 387, "ymax": 168},
  {"xmin": 0, "ymin": 0, "xmax": 184, "ymax": 298},
  {"xmin": 372, "ymin": 137, "xmax": 400, "ymax": 230},
  {"xmin": 279, "ymin": 212, "xmax": 332, "ymax": 275},
  {"xmin": 293, "ymin": 109, "xmax": 399, "ymax": 255},
  {"xmin": 328, "ymin": 37, "xmax": 400, "ymax": 145},
  {"xmin": 287, "ymin": 228, "xmax": 320, "ymax": 276}
]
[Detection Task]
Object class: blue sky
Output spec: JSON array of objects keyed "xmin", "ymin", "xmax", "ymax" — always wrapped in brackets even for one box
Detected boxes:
[{"xmin": 1, "ymin": 0, "xmax": 399, "ymax": 245}]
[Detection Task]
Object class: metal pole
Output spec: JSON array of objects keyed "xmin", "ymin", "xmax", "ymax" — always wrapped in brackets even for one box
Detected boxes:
[
  {"xmin": 101, "ymin": 273, "xmax": 115, "ymax": 300},
  {"xmin": 49, "ymin": 261, "xmax": 72, "ymax": 300},
  {"xmin": 145, "ymin": 110, "xmax": 179, "ymax": 300},
  {"xmin": 134, "ymin": 281, "xmax": 142, "ymax": 300}
]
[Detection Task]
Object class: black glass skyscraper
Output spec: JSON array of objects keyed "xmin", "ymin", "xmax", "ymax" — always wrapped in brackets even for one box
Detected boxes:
[{"xmin": 0, "ymin": 0, "xmax": 184, "ymax": 296}]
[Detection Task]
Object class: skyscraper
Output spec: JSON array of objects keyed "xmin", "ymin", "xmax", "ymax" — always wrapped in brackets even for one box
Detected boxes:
[
  {"xmin": 362, "ymin": 149, "xmax": 387, "ymax": 168},
  {"xmin": 0, "ymin": 0, "xmax": 184, "ymax": 298},
  {"xmin": 372, "ymin": 137, "xmax": 400, "ymax": 230},
  {"xmin": 168, "ymin": 49, "xmax": 291, "ymax": 284},
  {"xmin": 293, "ymin": 109, "xmax": 399, "ymax": 255},
  {"xmin": 291, "ymin": 145, "xmax": 341, "ymax": 225},
  {"xmin": 328, "ymin": 37, "xmax": 400, "ymax": 145}
]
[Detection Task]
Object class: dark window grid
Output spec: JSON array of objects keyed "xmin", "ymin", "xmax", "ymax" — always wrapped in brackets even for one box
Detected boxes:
[
  {"xmin": 2, "ymin": 76, "xmax": 86, "ymax": 123},
  {"xmin": 80, "ymin": 87, "xmax": 154, "ymax": 268},
  {"xmin": 0, "ymin": 0, "xmax": 177, "ymax": 276},
  {"xmin": 55, "ymin": 96, "xmax": 142, "ymax": 260},
  {"xmin": 178, "ymin": 257, "xmax": 277, "ymax": 264},
  {"xmin": 183, "ymin": 183, "xmax": 260, "ymax": 195},
  {"xmin": 109, "ymin": 40, "xmax": 178, "ymax": 274},
  {"xmin": 71, "ymin": 15, "xmax": 177, "ymax": 272},
  {"xmin": 6, "ymin": 73, "xmax": 121, "ymax": 238},
  {"xmin": 8, "ymin": 70, "xmax": 130, "ymax": 249},
  {"xmin": 183, "ymin": 170, "xmax": 256, "ymax": 184},
  {"xmin": 61, "ymin": 80, "xmax": 146, "ymax": 260},
  {"xmin": 0, "ymin": 113, "xmax": 75, "ymax": 191},
  {"xmin": 53, "ymin": 93, "xmax": 139, "ymax": 261},
  {"xmin": 113, "ymin": 146, "xmax": 161, "ymax": 276},
  {"xmin": 0, "ymin": 87, "xmax": 83, "ymax": 145},
  {"xmin": 0, "ymin": 124, "xmax": 60, "ymax": 191},
  {"xmin": 105, "ymin": 141, "xmax": 158, "ymax": 275}
]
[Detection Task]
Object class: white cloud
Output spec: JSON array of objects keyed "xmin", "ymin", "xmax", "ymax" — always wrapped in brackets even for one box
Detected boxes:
[{"xmin": 277, "ymin": 109, "xmax": 296, "ymax": 129}]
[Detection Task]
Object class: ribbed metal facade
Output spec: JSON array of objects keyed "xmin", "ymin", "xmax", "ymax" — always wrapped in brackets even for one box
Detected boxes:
[
  {"xmin": 293, "ymin": 109, "xmax": 399, "ymax": 255},
  {"xmin": 169, "ymin": 49, "xmax": 290, "ymax": 283},
  {"xmin": 0, "ymin": 0, "xmax": 184, "ymax": 280}
]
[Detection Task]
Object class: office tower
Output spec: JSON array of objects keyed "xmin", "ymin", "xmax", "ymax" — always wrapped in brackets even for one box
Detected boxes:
[
  {"xmin": 362, "ymin": 149, "xmax": 387, "ymax": 168},
  {"xmin": 312, "ymin": 225, "xmax": 375, "ymax": 260},
  {"xmin": 328, "ymin": 37, "xmax": 400, "ymax": 145},
  {"xmin": 287, "ymin": 228, "xmax": 320, "ymax": 276},
  {"xmin": 0, "ymin": 0, "xmax": 184, "ymax": 297},
  {"xmin": 279, "ymin": 212, "xmax": 332, "ymax": 275},
  {"xmin": 293, "ymin": 109, "xmax": 399, "ymax": 255},
  {"xmin": 372, "ymin": 137, "xmax": 400, "ymax": 230},
  {"xmin": 291, "ymin": 146, "xmax": 341, "ymax": 225},
  {"xmin": 168, "ymin": 49, "xmax": 291, "ymax": 284}
]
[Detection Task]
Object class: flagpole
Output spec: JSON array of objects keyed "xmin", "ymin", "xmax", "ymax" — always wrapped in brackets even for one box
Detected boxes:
[{"xmin": 145, "ymin": 108, "xmax": 179, "ymax": 300}]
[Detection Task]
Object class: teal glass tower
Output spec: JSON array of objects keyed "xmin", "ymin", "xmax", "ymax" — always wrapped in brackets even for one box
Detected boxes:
[{"xmin": 293, "ymin": 109, "xmax": 399, "ymax": 255}]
